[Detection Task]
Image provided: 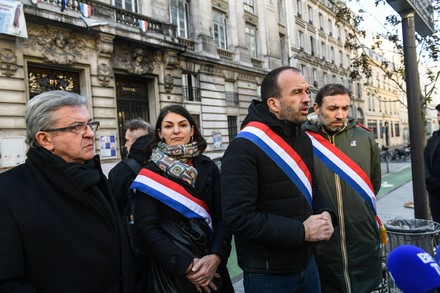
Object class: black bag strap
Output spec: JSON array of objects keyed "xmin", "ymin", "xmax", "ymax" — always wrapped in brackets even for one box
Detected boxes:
[{"xmin": 122, "ymin": 157, "xmax": 142, "ymax": 175}]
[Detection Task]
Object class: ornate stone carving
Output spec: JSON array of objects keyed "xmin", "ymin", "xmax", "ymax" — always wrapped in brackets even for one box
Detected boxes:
[
  {"xmin": 96, "ymin": 33, "xmax": 114, "ymax": 56},
  {"xmin": 97, "ymin": 63, "xmax": 112, "ymax": 86},
  {"xmin": 164, "ymin": 74, "xmax": 174, "ymax": 93},
  {"xmin": 0, "ymin": 48, "xmax": 17, "ymax": 77},
  {"xmin": 112, "ymin": 45, "xmax": 156, "ymax": 75},
  {"xmin": 23, "ymin": 28, "xmax": 93, "ymax": 65},
  {"xmin": 163, "ymin": 50, "xmax": 178, "ymax": 68}
]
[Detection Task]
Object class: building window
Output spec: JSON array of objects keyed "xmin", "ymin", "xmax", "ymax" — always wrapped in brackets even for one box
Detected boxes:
[
  {"xmin": 368, "ymin": 120, "xmax": 378, "ymax": 139},
  {"xmin": 191, "ymin": 114, "xmax": 200, "ymax": 129},
  {"xmin": 312, "ymin": 69, "xmax": 318, "ymax": 87},
  {"xmin": 346, "ymin": 54, "xmax": 350, "ymax": 67},
  {"xmin": 245, "ymin": 24, "xmax": 258, "ymax": 58},
  {"xmin": 227, "ymin": 116, "xmax": 238, "ymax": 141},
  {"xmin": 321, "ymin": 42, "xmax": 326, "ymax": 60},
  {"xmin": 328, "ymin": 18, "xmax": 332, "ymax": 36},
  {"xmin": 170, "ymin": 0, "xmax": 190, "ymax": 38},
  {"xmin": 339, "ymin": 50, "xmax": 343, "ymax": 66},
  {"xmin": 213, "ymin": 10, "xmax": 228, "ymax": 49},
  {"xmin": 323, "ymin": 72, "xmax": 328, "ymax": 84},
  {"xmin": 280, "ymin": 35, "xmax": 286, "ymax": 65},
  {"xmin": 337, "ymin": 25, "xmax": 341, "ymax": 40},
  {"xmin": 319, "ymin": 13, "xmax": 324, "ymax": 30},
  {"xmin": 225, "ymin": 81, "xmax": 238, "ymax": 106},
  {"xmin": 395, "ymin": 122, "xmax": 400, "ymax": 137},
  {"xmin": 308, "ymin": 6, "xmax": 313, "ymax": 24},
  {"xmin": 301, "ymin": 64, "xmax": 308, "ymax": 81},
  {"xmin": 244, "ymin": 0, "xmax": 255, "ymax": 13},
  {"xmin": 330, "ymin": 46, "xmax": 335, "ymax": 64},
  {"xmin": 299, "ymin": 31, "xmax": 304, "ymax": 51},
  {"xmin": 113, "ymin": 0, "xmax": 137, "ymax": 12},
  {"xmin": 296, "ymin": 0, "xmax": 302, "ymax": 18},
  {"xmin": 277, "ymin": 0, "xmax": 284, "ymax": 24},
  {"xmin": 182, "ymin": 72, "xmax": 200, "ymax": 102},
  {"xmin": 310, "ymin": 36, "xmax": 316, "ymax": 56}
]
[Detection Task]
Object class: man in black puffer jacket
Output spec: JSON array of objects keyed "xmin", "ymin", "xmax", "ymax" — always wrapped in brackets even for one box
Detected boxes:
[
  {"xmin": 425, "ymin": 104, "xmax": 440, "ymax": 222},
  {"xmin": 221, "ymin": 67, "xmax": 336, "ymax": 293}
]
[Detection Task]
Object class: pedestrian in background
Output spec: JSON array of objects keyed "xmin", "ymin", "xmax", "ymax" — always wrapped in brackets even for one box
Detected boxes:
[
  {"xmin": 131, "ymin": 105, "xmax": 233, "ymax": 292},
  {"xmin": 221, "ymin": 66, "xmax": 336, "ymax": 293},
  {"xmin": 108, "ymin": 117, "xmax": 154, "ymax": 292},
  {"xmin": 0, "ymin": 90, "xmax": 134, "ymax": 292},
  {"xmin": 108, "ymin": 118, "xmax": 154, "ymax": 216},
  {"xmin": 425, "ymin": 104, "xmax": 440, "ymax": 223},
  {"xmin": 303, "ymin": 83, "xmax": 382, "ymax": 292}
]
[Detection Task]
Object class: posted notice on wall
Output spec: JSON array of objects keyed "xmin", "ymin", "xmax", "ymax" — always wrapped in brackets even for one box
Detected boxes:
[
  {"xmin": 0, "ymin": 0, "xmax": 27, "ymax": 38},
  {"xmin": 99, "ymin": 135, "xmax": 117, "ymax": 159},
  {"xmin": 0, "ymin": 136, "xmax": 26, "ymax": 168}
]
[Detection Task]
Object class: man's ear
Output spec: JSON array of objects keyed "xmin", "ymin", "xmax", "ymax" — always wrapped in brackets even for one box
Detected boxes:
[
  {"xmin": 267, "ymin": 97, "xmax": 280, "ymax": 114},
  {"xmin": 35, "ymin": 131, "xmax": 54, "ymax": 151},
  {"xmin": 313, "ymin": 103, "xmax": 320, "ymax": 115}
]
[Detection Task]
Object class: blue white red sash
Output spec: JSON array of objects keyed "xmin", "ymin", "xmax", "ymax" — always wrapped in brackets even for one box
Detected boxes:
[
  {"xmin": 237, "ymin": 121, "xmax": 313, "ymax": 208},
  {"xmin": 130, "ymin": 168, "xmax": 213, "ymax": 231},
  {"xmin": 305, "ymin": 130, "xmax": 377, "ymax": 214}
]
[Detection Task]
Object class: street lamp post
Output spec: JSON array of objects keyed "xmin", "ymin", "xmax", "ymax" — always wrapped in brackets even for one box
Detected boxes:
[{"xmin": 386, "ymin": 0, "xmax": 435, "ymax": 219}]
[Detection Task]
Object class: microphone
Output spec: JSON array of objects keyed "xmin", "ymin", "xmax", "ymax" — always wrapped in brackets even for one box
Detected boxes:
[
  {"xmin": 388, "ymin": 245, "xmax": 440, "ymax": 293},
  {"xmin": 436, "ymin": 244, "xmax": 440, "ymax": 264}
]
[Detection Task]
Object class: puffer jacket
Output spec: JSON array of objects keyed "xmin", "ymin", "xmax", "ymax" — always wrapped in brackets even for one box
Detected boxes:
[
  {"xmin": 302, "ymin": 117, "xmax": 382, "ymax": 293},
  {"xmin": 221, "ymin": 100, "xmax": 336, "ymax": 274}
]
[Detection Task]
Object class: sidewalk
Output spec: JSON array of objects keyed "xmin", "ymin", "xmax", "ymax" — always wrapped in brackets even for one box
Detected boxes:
[{"xmin": 232, "ymin": 161, "xmax": 415, "ymax": 292}]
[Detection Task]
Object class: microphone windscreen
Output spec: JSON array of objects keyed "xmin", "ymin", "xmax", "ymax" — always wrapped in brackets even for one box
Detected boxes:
[{"xmin": 388, "ymin": 245, "xmax": 440, "ymax": 293}]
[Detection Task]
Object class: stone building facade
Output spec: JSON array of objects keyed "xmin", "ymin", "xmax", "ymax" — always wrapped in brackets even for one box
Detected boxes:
[{"xmin": 0, "ymin": 0, "xmax": 402, "ymax": 173}]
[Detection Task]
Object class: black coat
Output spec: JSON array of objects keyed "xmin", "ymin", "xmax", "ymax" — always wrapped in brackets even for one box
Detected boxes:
[
  {"xmin": 221, "ymin": 100, "xmax": 336, "ymax": 274},
  {"xmin": 108, "ymin": 134, "xmax": 153, "ymax": 212},
  {"xmin": 0, "ymin": 148, "xmax": 133, "ymax": 293},
  {"xmin": 133, "ymin": 155, "xmax": 233, "ymax": 292},
  {"xmin": 425, "ymin": 130, "xmax": 440, "ymax": 222}
]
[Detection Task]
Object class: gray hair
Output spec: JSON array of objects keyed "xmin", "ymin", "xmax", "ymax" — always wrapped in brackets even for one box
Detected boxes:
[
  {"xmin": 25, "ymin": 90, "xmax": 89, "ymax": 148},
  {"xmin": 124, "ymin": 117, "xmax": 154, "ymax": 134}
]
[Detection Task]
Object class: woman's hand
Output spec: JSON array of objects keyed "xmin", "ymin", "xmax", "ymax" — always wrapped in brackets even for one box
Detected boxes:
[{"xmin": 186, "ymin": 254, "xmax": 221, "ymax": 292}]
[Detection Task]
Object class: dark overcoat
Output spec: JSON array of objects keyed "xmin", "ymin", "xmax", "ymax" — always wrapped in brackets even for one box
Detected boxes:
[{"xmin": 0, "ymin": 148, "xmax": 133, "ymax": 293}]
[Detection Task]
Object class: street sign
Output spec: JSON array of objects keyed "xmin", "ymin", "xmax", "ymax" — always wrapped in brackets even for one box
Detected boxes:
[{"xmin": 387, "ymin": 0, "xmax": 435, "ymax": 37}]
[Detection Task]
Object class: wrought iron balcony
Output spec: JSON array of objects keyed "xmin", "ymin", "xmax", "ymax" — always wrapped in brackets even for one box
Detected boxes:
[
  {"xmin": 23, "ymin": 0, "xmax": 178, "ymax": 41},
  {"xmin": 182, "ymin": 86, "xmax": 201, "ymax": 102}
]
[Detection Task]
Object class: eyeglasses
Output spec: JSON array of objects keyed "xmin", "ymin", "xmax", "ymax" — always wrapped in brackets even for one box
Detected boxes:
[{"xmin": 42, "ymin": 121, "xmax": 100, "ymax": 134}]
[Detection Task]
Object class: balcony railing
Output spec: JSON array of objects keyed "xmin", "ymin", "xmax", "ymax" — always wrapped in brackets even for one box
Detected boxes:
[
  {"xmin": 225, "ymin": 91, "xmax": 239, "ymax": 106},
  {"xmin": 182, "ymin": 86, "xmax": 201, "ymax": 102},
  {"xmin": 24, "ymin": 0, "xmax": 177, "ymax": 39}
]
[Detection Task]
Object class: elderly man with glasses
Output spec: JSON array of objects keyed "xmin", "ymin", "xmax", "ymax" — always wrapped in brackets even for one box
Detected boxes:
[{"xmin": 0, "ymin": 91, "xmax": 134, "ymax": 293}]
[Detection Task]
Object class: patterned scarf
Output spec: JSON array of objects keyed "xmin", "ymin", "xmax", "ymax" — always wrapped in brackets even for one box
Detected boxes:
[{"xmin": 151, "ymin": 142, "xmax": 200, "ymax": 186}]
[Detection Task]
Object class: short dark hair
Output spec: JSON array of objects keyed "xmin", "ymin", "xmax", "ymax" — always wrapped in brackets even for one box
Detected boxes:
[
  {"xmin": 436, "ymin": 104, "xmax": 440, "ymax": 111},
  {"xmin": 315, "ymin": 83, "xmax": 351, "ymax": 107},
  {"xmin": 124, "ymin": 118, "xmax": 153, "ymax": 134},
  {"xmin": 261, "ymin": 66, "xmax": 301, "ymax": 103},
  {"xmin": 145, "ymin": 105, "xmax": 207, "ymax": 157}
]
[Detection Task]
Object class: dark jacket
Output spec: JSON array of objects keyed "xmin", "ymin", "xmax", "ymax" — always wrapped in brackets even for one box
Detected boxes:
[
  {"xmin": 134, "ymin": 155, "xmax": 233, "ymax": 292},
  {"xmin": 303, "ymin": 117, "xmax": 382, "ymax": 293},
  {"xmin": 221, "ymin": 100, "xmax": 336, "ymax": 274},
  {"xmin": 108, "ymin": 133, "xmax": 153, "ymax": 211},
  {"xmin": 425, "ymin": 129, "xmax": 440, "ymax": 222},
  {"xmin": 0, "ymin": 148, "xmax": 133, "ymax": 293}
]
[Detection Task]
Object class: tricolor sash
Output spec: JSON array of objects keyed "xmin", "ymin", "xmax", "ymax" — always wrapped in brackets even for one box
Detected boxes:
[
  {"xmin": 305, "ymin": 130, "xmax": 378, "ymax": 214},
  {"xmin": 237, "ymin": 121, "xmax": 313, "ymax": 208},
  {"xmin": 130, "ymin": 168, "xmax": 213, "ymax": 231}
]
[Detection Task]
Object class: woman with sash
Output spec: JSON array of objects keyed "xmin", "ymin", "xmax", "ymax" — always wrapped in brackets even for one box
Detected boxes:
[{"xmin": 131, "ymin": 105, "xmax": 233, "ymax": 293}]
